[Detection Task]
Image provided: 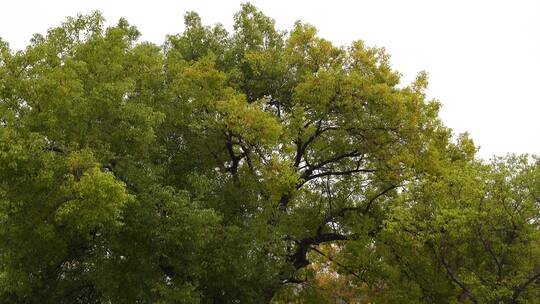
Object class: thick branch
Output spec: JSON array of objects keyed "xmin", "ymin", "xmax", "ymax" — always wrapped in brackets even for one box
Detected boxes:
[
  {"xmin": 301, "ymin": 150, "xmax": 361, "ymax": 179},
  {"xmin": 44, "ymin": 143, "xmax": 66, "ymax": 155},
  {"xmin": 293, "ymin": 119, "xmax": 335, "ymax": 168},
  {"xmin": 289, "ymin": 232, "xmax": 348, "ymax": 269},
  {"xmin": 302, "ymin": 168, "xmax": 375, "ymax": 185},
  {"xmin": 224, "ymin": 136, "xmax": 242, "ymax": 183}
]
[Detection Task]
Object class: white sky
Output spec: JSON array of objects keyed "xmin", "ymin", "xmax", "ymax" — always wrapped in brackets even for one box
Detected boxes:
[{"xmin": 1, "ymin": 0, "xmax": 539, "ymax": 159}]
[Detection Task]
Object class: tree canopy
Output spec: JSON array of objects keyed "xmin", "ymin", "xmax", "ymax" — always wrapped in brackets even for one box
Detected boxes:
[{"xmin": 0, "ymin": 4, "xmax": 538, "ymax": 303}]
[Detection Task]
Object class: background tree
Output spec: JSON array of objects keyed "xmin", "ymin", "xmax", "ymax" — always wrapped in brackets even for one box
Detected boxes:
[
  {"xmin": 0, "ymin": 13, "xmax": 219, "ymax": 303},
  {"xmin": 384, "ymin": 153, "xmax": 540, "ymax": 303}
]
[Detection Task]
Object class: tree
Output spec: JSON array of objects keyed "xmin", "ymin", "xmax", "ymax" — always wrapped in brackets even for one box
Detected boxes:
[
  {"xmin": 0, "ymin": 4, "xmax": 537, "ymax": 303},
  {"xmin": 0, "ymin": 13, "xmax": 219, "ymax": 303},
  {"xmin": 159, "ymin": 3, "xmax": 453, "ymax": 301},
  {"xmin": 384, "ymin": 154, "xmax": 540, "ymax": 303}
]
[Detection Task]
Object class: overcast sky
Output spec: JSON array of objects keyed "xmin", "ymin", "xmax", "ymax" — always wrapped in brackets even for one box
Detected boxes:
[{"xmin": 1, "ymin": 0, "xmax": 538, "ymax": 159}]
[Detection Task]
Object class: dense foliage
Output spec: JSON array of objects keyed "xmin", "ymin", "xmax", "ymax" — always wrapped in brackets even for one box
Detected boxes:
[{"xmin": 0, "ymin": 5, "xmax": 538, "ymax": 303}]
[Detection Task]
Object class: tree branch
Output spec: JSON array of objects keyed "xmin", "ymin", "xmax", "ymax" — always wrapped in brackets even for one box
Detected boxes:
[
  {"xmin": 289, "ymin": 232, "xmax": 349, "ymax": 269},
  {"xmin": 511, "ymin": 271, "xmax": 540, "ymax": 303},
  {"xmin": 310, "ymin": 246, "xmax": 364, "ymax": 280},
  {"xmin": 301, "ymin": 150, "xmax": 361, "ymax": 179},
  {"xmin": 440, "ymin": 253, "xmax": 479, "ymax": 304},
  {"xmin": 318, "ymin": 184, "xmax": 398, "ymax": 230}
]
